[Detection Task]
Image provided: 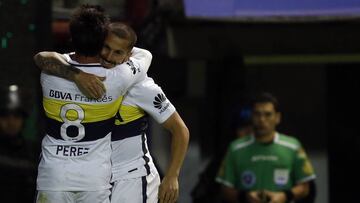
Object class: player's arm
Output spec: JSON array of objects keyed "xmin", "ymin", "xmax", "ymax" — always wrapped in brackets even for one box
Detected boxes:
[
  {"xmin": 34, "ymin": 51, "xmax": 79, "ymax": 80},
  {"xmin": 34, "ymin": 51, "xmax": 105, "ymax": 98},
  {"xmin": 159, "ymin": 112, "xmax": 189, "ymax": 203},
  {"xmin": 292, "ymin": 182, "xmax": 310, "ymax": 200},
  {"xmin": 216, "ymin": 152, "xmax": 239, "ymax": 203}
]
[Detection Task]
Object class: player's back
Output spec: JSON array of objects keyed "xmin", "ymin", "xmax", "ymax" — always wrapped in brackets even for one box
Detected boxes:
[{"xmin": 37, "ymin": 55, "xmax": 126, "ymax": 191}]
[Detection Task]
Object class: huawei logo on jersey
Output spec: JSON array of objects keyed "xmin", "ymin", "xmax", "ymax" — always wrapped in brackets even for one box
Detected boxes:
[
  {"xmin": 153, "ymin": 93, "xmax": 166, "ymax": 109},
  {"xmin": 153, "ymin": 93, "xmax": 170, "ymax": 114}
]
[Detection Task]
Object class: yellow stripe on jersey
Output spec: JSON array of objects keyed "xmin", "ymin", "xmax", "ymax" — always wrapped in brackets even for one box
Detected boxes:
[
  {"xmin": 43, "ymin": 96, "xmax": 123, "ymax": 123},
  {"xmin": 115, "ymin": 105, "xmax": 146, "ymax": 125}
]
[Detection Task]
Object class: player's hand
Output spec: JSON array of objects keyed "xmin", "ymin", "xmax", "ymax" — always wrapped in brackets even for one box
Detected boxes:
[
  {"xmin": 73, "ymin": 71, "xmax": 106, "ymax": 99},
  {"xmin": 265, "ymin": 191, "xmax": 287, "ymax": 203},
  {"xmin": 158, "ymin": 175, "xmax": 179, "ymax": 203},
  {"xmin": 246, "ymin": 191, "xmax": 262, "ymax": 203}
]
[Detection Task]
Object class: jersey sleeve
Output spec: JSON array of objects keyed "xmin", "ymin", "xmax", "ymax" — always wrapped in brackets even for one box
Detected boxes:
[
  {"xmin": 125, "ymin": 47, "xmax": 152, "ymax": 85},
  {"xmin": 111, "ymin": 47, "xmax": 152, "ymax": 93},
  {"xmin": 129, "ymin": 47, "xmax": 152, "ymax": 77},
  {"xmin": 215, "ymin": 148, "xmax": 237, "ymax": 188},
  {"xmin": 63, "ymin": 53, "xmax": 73, "ymax": 62},
  {"xmin": 124, "ymin": 77, "xmax": 176, "ymax": 123},
  {"xmin": 293, "ymin": 144, "xmax": 316, "ymax": 184}
]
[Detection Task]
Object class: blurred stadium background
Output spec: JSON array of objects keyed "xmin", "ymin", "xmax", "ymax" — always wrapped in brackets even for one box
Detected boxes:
[{"xmin": 1, "ymin": 0, "xmax": 360, "ymax": 202}]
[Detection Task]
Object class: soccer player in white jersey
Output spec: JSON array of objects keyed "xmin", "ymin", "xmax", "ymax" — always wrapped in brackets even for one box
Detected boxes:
[
  {"xmin": 110, "ymin": 76, "xmax": 189, "ymax": 203},
  {"xmin": 100, "ymin": 23, "xmax": 189, "ymax": 203},
  {"xmin": 36, "ymin": 22, "xmax": 190, "ymax": 203},
  {"xmin": 34, "ymin": 5, "xmax": 151, "ymax": 203}
]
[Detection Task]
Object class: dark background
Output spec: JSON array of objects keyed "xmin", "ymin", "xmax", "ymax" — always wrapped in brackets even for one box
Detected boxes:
[{"xmin": 1, "ymin": 0, "xmax": 359, "ymax": 202}]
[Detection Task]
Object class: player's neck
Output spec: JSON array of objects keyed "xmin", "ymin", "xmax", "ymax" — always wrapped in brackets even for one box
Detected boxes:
[
  {"xmin": 72, "ymin": 53, "xmax": 100, "ymax": 64},
  {"xmin": 254, "ymin": 131, "xmax": 276, "ymax": 143}
]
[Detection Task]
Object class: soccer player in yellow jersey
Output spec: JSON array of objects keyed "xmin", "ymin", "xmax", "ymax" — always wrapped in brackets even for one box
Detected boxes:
[
  {"xmin": 34, "ymin": 5, "xmax": 151, "ymax": 203},
  {"xmin": 36, "ymin": 22, "xmax": 190, "ymax": 203}
]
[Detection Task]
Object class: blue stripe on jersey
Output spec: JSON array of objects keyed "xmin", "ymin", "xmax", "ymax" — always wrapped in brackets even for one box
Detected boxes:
[
  {"xmin": 45, "ymin": 117, "xmax": 115, "ymax": 142},
  {"xmin": 111, "ymin": 117, "xmax": 148, "ymax": 141},
  {"xmin": 142, "ymin": 176, "xmax": 147, "ymax": 203},
  {"xmin": 142, "ymin": 133, "xmax": 151, "ymax": 175}
]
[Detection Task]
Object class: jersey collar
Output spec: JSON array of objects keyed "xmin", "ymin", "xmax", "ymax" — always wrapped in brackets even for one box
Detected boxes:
[{"xmin": 251, "ymin": 132, "xmax": 279, "ymax": 144}]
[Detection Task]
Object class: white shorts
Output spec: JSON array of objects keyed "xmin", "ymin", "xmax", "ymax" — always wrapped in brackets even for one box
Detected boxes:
[
  {"xmin": 36, "ymin": 190, "xmax": 111, "ymax": 203},
  {"xmin": 111, "ymin": 170, "xmax": 160, "ymax": 203}
]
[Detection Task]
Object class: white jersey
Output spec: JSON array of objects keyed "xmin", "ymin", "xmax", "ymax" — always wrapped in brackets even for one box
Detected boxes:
[
  {"xmin": 37, "ymin": 49, "xmax": 151, "ymax": 191},
  {"xmin": 111, "ymin": 77, "xmax": 176, "ymax": 181}
]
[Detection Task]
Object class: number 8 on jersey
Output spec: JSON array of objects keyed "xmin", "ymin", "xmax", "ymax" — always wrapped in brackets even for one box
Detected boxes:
[{"xmin": 60, "ymin": 103, "xmax": 85, "ymax": 142}]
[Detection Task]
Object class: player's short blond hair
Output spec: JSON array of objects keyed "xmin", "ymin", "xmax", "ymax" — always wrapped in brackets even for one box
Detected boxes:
[{"xmin": 109, "ymin": 23, "xmax": 137, "ymax": 51}]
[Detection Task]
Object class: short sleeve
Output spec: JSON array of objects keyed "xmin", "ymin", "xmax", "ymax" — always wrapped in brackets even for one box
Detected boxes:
[
  {"xmin": 293, "ymin": 145, "xmax": 316, "ymax": 184},
  {"xmin": 125, "ymin": 47, "xmax": 152, "ymax": 85},
  {"xmin": 124, "ymin": 77, "xmax": 176, "ymax": 123},
  {"xmin": 110, "ymin": 47, "xmax": 152, "ymax": 93},
  {"xmin": 129, "ymin": 47, "xmax": 152, "ymax": 77},
  {"xmin": 215, "ymin": 148, "xmax": 237, "ymax": 188}
]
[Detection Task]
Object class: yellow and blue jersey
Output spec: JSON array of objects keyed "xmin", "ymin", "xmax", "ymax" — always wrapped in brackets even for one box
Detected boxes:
[
  {"xmin": 37, "ymin": 52, "xmax": 149, "ymax": 191},
  {"xmin": 111, "ymin": 77, "xmax": 176, "ymax": 181}
]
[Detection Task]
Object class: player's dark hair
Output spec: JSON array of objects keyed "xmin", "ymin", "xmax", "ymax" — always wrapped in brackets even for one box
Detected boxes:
[
  {"xmin": 69, "ymin": 4, "xmax": 110, "ymax": 56},
  {"xmin": 251, "ymin": 92, "xmax": 280, "ymax": 112},
  {"xmin": 108, "ymin": 23, "xmax": 137, "ymax": 51}
]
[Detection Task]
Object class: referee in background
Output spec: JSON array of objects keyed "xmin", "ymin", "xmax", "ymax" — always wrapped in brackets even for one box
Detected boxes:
[{"xmin": 216, "ymin": 93, "xmax": 316, "ymax": 203}]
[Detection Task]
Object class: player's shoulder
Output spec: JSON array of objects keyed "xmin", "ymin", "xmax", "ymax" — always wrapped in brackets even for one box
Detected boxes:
[
  {"xmin": 63, "ymin": 52, "xmax": 73, "ymax": 62},
  {"xmin": 113, "ymin": 56, "xmax": 147, "ymax": 76},
  {"xmin": 275, "ymin": 133, "xmax": 301, "ymax": 151},
  {"xmin": 130, "ymin": 77, "xmax": 160, "ymax": 95},
  {"xmin": 132, "ymin": 47, "xmax": 152, "ymax": 58},
  {"xmin": 110, "ymin": 62, "xmax": 135, "ymax": 77},
  {"xmin": 230, "ymin": 135, "xmax": 255, "ymax": 152},
  {"xmin": 110, "ymin": 61, "xmax": 145, "ymax": 83}
]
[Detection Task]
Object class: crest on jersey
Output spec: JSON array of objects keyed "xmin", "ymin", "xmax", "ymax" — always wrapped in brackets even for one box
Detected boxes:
[
  {"xmin": 153, "ymin": 93, "xmax": 167, "ymax": 109},
  {"xmin": 126, "ymin": 60, "xmax": 140, "ymax": 75},
  {"xmin": 241, "ymin": 170, "xmax": 256, "ymax": 188},
  {"xmin": 274, "ymin": 169, "xmax": 289, "ymax": 186}
]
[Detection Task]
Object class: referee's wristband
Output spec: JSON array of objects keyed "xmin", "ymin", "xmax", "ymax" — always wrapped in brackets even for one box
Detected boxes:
[{"xmin": 283, "ymin": 190, "xmax": 295, "ymax": 203}]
